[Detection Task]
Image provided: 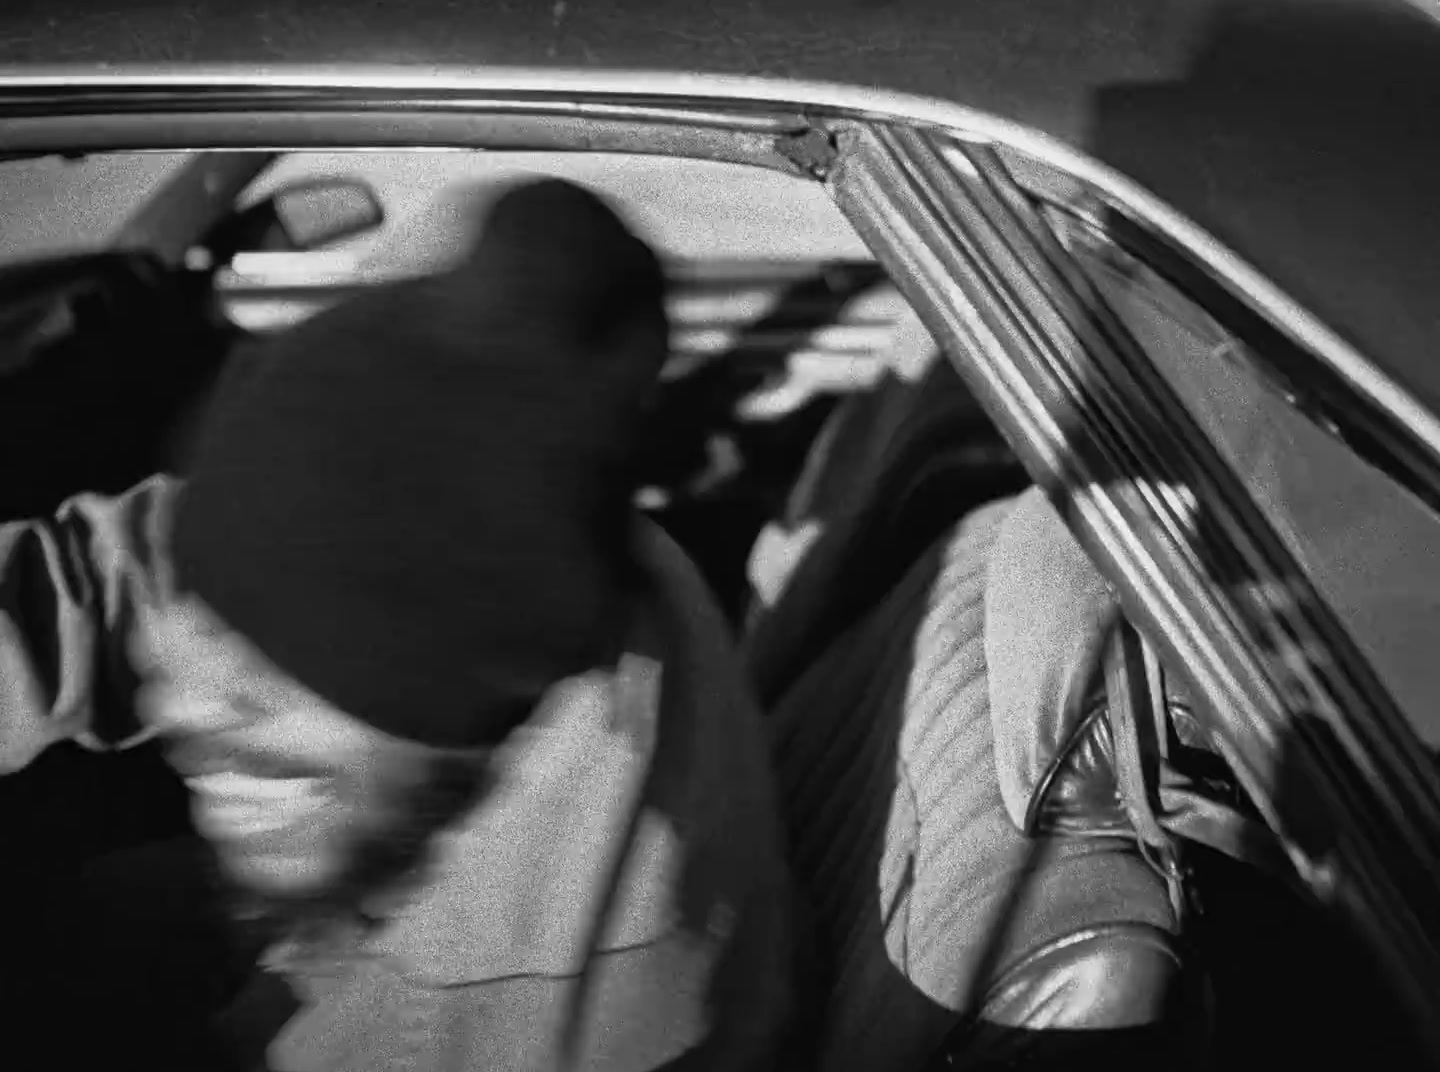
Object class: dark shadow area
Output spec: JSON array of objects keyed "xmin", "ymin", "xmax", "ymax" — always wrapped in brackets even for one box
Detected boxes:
[
  {"xmin": 9, "ymin": 838, "xmax": 270, "ymax": 1072},
  {"xmin": 0, "ymin": 744, "xmax": 267, "ymax": 1072},
  {"xmin": 744, "ymin": 351, "xmax": 1027, "ymax": 708},
  {"xmin": 0, "ymin": 738, "xmax": 189, "ymax": 867},
  {"xmin": 760, "ymin": 531, "xmax": 957, "ymax": 1070},
  {"xmin": 0, "ymin": 250, "xmax": 237, "ymax": 522}
]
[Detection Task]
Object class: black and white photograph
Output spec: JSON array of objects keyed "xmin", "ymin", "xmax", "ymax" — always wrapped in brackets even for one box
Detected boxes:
[{"xmin": 1, "ymin": 2, "xmax": 1438, "ymax": 1070}]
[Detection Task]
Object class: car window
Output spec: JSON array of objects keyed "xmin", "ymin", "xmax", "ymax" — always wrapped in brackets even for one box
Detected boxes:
[
  {"xmin": 0, "ymin": 145, "xmax": 901, "ymax": 406},
  {"xmin": 0, "ymin": 152, "xmax": 192, "ymax": 266},
  {"xmin": 218, "ymin": 149, "xmax": 895, "ymax": 401},
  {"xmin": 1065, "ymin": 220, "xmax": 1440, "ymax": 750},
  {"xmin": 236, "ymin": 150, "xmax": 871, "ymax": 279}
]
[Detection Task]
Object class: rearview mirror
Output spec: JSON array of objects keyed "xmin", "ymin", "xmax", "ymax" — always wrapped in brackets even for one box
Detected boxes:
[
  {"xmin": 200, "ymin": 177, "xmax": 385, "ymax": 266},
  {"xmin": 269, "ymin": 178, "xmax": 386, "ymax": 252}
]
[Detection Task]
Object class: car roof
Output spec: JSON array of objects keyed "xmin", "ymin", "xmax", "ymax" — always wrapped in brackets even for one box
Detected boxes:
[{"xmin": 0, "ymin": 0, "xmax": 1200, "ymax": 146}]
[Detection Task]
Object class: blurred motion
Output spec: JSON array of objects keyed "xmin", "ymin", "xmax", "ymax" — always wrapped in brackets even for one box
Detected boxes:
[{"xmin": 1, "ymin": 176, "xmax": 798, "ymax": 1071}]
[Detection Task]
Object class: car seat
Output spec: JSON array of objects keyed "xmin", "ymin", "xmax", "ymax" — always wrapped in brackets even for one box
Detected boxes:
[
  {"xmin": 744, "ymin": 314, "xmax": 1200, "ymax": 1069},
  {"xmin": 754, "ymin": 492, "xmax": 1199, "ymax": 1072}
]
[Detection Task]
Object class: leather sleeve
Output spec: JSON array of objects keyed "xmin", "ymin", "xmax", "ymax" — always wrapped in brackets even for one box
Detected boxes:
[{"xmin": 0, "ymin": 475, "xmax": 177, "ymax": 774}]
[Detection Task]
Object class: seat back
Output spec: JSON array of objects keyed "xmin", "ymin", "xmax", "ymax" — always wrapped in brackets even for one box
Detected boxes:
[
  {"xmin": 757, "ymin": 499, "xmax": 1194, "ymax": 1072},
  {"xmin": 979, "ymin": 486, "xmax": 1429, "ymax": 1070},
  {"xmin": 0, "ymin": 251, "xmax": 234, "ymax": 521}
]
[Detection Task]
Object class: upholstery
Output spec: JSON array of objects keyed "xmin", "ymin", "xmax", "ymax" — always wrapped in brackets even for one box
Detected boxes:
[{"xmin": 761, "ymin": 498, "xmax": 1186, "ymax": 1072}]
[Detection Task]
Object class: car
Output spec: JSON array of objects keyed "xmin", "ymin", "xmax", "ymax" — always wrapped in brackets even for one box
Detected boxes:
[{"xmin": 1, "ymin": 0, "xmax": 1438, "ymax": 1069}]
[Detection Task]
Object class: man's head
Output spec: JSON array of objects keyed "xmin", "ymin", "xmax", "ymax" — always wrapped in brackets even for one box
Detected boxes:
[
  {"xmin": 140, "ymin": 596, "xmax": 490, "ymax": 926},
  {"xmin": 151, "ymin": 177, "xmax": 668, "ymax": 918},
  {"xmin": 466, "ymin": 177, "xmax": 667, "ymax": 352}
]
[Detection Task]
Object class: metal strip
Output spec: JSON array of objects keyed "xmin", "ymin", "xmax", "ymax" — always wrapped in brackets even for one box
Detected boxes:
[
  {"xmin": 1032, "ymin": 190, "xmax": 1440, "ymax": 520},
  {"xmin": 0, "ymin": 85, "xmax": 802, "ymax": 133},
  {"xmin": 0, "ymin": 111, "xmax": 805, "ymax": 177}
]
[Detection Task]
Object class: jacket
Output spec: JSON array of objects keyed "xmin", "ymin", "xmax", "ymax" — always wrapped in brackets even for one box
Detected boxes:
[{"xmin": 0, "ymin": 476, "xmax": 796, "ymax": 1072}]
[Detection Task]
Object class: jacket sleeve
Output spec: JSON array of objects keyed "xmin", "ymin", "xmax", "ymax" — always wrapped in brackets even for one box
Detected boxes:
[{"xmin": 0, "ymin": 476, "xmax": 178, "ymax": 775}]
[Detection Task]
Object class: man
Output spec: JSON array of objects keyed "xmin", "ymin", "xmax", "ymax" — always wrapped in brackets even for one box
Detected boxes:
[{"xmin": 0, "ymin": 178, "xmax": 795, "ymax": 1071}]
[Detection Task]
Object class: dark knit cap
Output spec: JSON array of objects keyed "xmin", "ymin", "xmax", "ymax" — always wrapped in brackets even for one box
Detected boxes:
[{"xmin": 171, "ymin": 178, "xmax": 668, "ymax": 748}]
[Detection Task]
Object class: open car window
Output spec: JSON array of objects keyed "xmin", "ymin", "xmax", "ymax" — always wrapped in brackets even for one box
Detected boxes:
[
  {"xmin": 216, "ymin": 149, "xmax": 900, "ymax": 410},
  {"xmin": 1061, "ymin": 217, "xmax": 1440, "ymax": 750},
  {"xmin": 240, "ymin": 150, "xmax": 871, "ymax": 271}
]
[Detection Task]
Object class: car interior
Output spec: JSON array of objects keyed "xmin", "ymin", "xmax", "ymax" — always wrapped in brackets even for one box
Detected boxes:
[{"xmin": 0, "ymin": 148, "xmax": 1427, "ymax": 1071}]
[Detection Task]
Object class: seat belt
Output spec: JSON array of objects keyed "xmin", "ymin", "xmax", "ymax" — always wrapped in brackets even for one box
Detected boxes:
[
  {"xmin": 1104, "ymin": 620, "xmax": 1191, "ymax": 927},
  {"xmin": 1104, "ymin": 619, "xmax": 1308, "ymax": 923}
]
